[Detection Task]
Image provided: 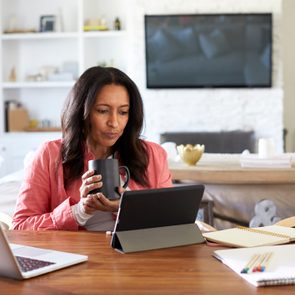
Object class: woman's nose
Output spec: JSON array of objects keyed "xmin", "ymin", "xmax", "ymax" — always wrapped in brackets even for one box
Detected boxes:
[{"xmin": 107, "ymin": 114, "xmax": 119, "ymax": 127}]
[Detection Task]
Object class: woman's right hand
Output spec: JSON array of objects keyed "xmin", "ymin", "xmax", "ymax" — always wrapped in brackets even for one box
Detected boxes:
[{"xmin": 79, "ymin": 169, "xmax": 103, "ymax": 214}]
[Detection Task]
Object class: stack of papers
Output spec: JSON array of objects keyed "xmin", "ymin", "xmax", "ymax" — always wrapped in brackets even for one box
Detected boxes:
[{"xmin": 240, "ymin": 154, "xmax": 292, "ymax": 168}]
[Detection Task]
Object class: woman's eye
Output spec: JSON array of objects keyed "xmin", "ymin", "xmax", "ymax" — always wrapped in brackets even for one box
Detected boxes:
[
  {"xmin": 119, "ymin": 110, "xmax": 129, "ymax": 116},
  {"xmin": 97, "ymin": 109, "xmax": 108, "ymax": 114}
]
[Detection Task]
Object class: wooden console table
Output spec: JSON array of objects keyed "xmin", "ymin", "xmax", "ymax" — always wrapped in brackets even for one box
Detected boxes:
[
  {"xmin": 1, "ymin": 230, "xmax": 294, "ymax": 294},
  {"xmin": 170, "ymin": 156, "xmax": 295, "ymax": 229},
  {"xmin": 170, "ymin": 162, "xmax": 295, "ymax": 184}
]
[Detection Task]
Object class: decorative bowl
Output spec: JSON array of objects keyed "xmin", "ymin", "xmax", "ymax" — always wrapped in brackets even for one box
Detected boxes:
[{"xmin": 177, "ymin": 144, "xmax": 205, "ymax": 166}]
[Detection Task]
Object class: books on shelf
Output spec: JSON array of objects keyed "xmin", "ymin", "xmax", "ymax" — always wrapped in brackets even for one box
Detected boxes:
[
  {"xmin": 213, "ymin": 244, "xmax": 295, "ymax": 287},
  {"xmin": 203, "ymin": 225, "xmax": 295, "ymax": 248}
]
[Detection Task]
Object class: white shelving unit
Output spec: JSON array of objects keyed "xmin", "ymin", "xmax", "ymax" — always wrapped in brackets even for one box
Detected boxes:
[{"xmin": 0, "ymin": 0, "xmax": 129, "ymax": 176}]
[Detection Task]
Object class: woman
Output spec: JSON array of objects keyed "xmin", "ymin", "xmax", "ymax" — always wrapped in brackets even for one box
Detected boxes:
[{"xmin": 12, "ymin": 66, "xmax": 172, "ymax": 231}]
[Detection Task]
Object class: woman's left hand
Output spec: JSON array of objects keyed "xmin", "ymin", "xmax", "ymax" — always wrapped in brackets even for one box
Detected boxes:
[
  {"xmin": 83, "ymin": 186, "xmax": 126, "ymax": 213},
  {"xmin": 83, "ymin": 193, "xmax": 120, "ymax": 212}
]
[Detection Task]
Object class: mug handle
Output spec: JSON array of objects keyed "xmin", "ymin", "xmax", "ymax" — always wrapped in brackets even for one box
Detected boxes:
[{"xmin": 119, "ymin": 166, "xmax": 130, "ymax": 189}]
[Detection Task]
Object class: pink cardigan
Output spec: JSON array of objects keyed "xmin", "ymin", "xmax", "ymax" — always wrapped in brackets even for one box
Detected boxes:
[{"xmin": 12, "ymin": 139, "xmax": 172, "ymax": 230}]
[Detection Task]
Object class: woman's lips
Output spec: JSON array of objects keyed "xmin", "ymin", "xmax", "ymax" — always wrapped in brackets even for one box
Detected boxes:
[{"xmin": 104, "ymin": 132, "xmax": 120, "ymax": 139}]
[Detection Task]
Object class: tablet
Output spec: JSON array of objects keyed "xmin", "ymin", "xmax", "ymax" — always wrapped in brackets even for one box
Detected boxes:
[{"xmin": 111, "ymin": 184, "xmax": 205, "ymax": 253}]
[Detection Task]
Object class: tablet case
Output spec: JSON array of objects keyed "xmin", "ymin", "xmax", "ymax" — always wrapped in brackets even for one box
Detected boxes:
[{"xmin": 111, "ymin": 185, "xmax": 205, "ymax": 253}]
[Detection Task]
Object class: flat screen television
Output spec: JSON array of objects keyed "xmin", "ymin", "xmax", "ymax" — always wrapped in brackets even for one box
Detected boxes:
[{"xmin": 145, "ymin": 14, "xmax": 272, "ymax": 88}]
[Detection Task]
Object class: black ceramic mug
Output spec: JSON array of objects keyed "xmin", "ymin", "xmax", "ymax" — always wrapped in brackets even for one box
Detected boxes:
[{"xmin": 88, "ymin": 159, "xmax": 130, "ymax": 200}]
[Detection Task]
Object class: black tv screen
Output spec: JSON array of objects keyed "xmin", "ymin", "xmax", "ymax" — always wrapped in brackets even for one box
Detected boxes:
[{"xmin": 145, "ymin": 14, "xmax": 272, "ymax": 88}]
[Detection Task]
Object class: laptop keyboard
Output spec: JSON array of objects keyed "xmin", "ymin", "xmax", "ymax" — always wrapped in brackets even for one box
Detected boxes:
[{"xmin": 15, "ymin": 256, "xmax": 55, "ymax": 272}]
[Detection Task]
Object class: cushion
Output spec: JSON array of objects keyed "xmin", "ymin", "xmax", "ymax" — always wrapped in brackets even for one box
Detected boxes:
[
  {"xmin": 0, "ymin": 169, "xmax": 24, "ymax": 216},
  {"xmin": 166, "ymin": 26, "xmax": 200, "ymax": 56},
  {"xmin": 147, "ymin": 28, "xmax": 181, "ymax": 62},
  {"xmin": 245, "ymin": 25, "xmax": 263, "ymax": 51},
  {"xmin": 260, "ymin": 44, "xmax": 271, "ymax": 68},
  {"xmin": 199, "ymin": 29, "xmax": 229, "ymax": 59}
]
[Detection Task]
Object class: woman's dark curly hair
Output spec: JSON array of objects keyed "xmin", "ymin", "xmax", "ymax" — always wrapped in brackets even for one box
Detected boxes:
[{"xmin": 61, "ymin": 66, "xmax": 148, "ymax": 187}]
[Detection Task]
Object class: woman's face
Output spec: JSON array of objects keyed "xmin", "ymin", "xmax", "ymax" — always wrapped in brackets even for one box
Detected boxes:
[{"xmin": 89, "ymin": 84, "xmax": 130, "ymax": 150}]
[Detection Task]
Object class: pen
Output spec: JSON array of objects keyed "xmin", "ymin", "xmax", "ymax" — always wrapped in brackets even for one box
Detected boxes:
[
  {"xmin": 253, "ymin": 252, "xmax": 273, "ymax": 272},
  {"xmin": 241, "ymin": 252, "xmax": 273, "ymax": 274},
  {"xmin": 263, "ymin": 252, "xmax": 273, "ymax": 271},
  {"xmin": 241, "ymin": 254, "xmax": 260, "ymax": 273}
]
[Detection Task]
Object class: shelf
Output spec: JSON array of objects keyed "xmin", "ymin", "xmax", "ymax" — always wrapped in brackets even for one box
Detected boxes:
[
  {"xmin": 1, "ymin": 31, "xmax": 126, "ymax": 41},
  {"xmin": 82, "ymin": 30, "xmax": 126, "ymax": 38},
  {"xmin": 1, "ymin": 32, "xmax": 79, "ymax": 41},
  {"xmin": 24, "ymin": 127, "xmax": 62, "ymax": 132},
  {"xmin": 2, "ymin": 81, "xmax": 75, "ymax": 89},
  {"xmin": 4, "ymin": 130, "xmax": 62, "ymax": 135}
]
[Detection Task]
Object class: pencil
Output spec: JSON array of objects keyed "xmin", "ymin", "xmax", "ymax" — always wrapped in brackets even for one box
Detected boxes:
[
  {"xmin": 260, "ymin": 252, "xmax": 273, "ymax": 272},
  {"xmin": 240, "ymin": 253, "xmax": 260, "ymax": 273},
  {"xmin": 242, "ymin": 252, "xmax": 274, "ymax": 274}
]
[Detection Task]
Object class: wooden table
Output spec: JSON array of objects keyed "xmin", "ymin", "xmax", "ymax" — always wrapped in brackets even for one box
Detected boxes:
[
  {"xmin": 1, "ymin": 230, "xmax": 294, "ymax": 294},
  {"xmin": 170, "ymin": 162, "xmax": 295, "ymax": 184}
]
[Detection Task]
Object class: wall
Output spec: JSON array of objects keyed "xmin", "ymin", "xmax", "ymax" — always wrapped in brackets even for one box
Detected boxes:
[
  {"xmin": 282, "ymin": 0, "xmax": 295, "ymax": 152},
  {"xmin": 127, "ymin": 0, "xmax": 283, "ymax": 152}
]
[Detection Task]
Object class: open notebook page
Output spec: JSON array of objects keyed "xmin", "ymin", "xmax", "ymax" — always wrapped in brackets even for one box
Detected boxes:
[{"xmin": 203, "ymin": 225, "xmax": 295, "ymax": 248}]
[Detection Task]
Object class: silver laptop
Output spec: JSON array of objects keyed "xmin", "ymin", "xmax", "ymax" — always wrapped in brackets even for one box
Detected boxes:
[{"xmin": 0, "ymin": 227, "xmax": 88, "ymax": 280}]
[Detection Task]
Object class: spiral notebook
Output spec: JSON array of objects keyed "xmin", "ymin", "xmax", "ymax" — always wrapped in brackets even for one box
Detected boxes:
[
  {"xmin": 213, "ymin": 244, "xmax": 295, "ymax": 287},
  {"xmin": 203, "ymin": 225, "xmax": 295, "ymax": 248}
]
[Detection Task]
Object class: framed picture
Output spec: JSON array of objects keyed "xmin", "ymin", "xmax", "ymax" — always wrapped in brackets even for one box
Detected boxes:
[{"xmin": 40, "ymin": 15, "xmax": 56, "ymax": 32}]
